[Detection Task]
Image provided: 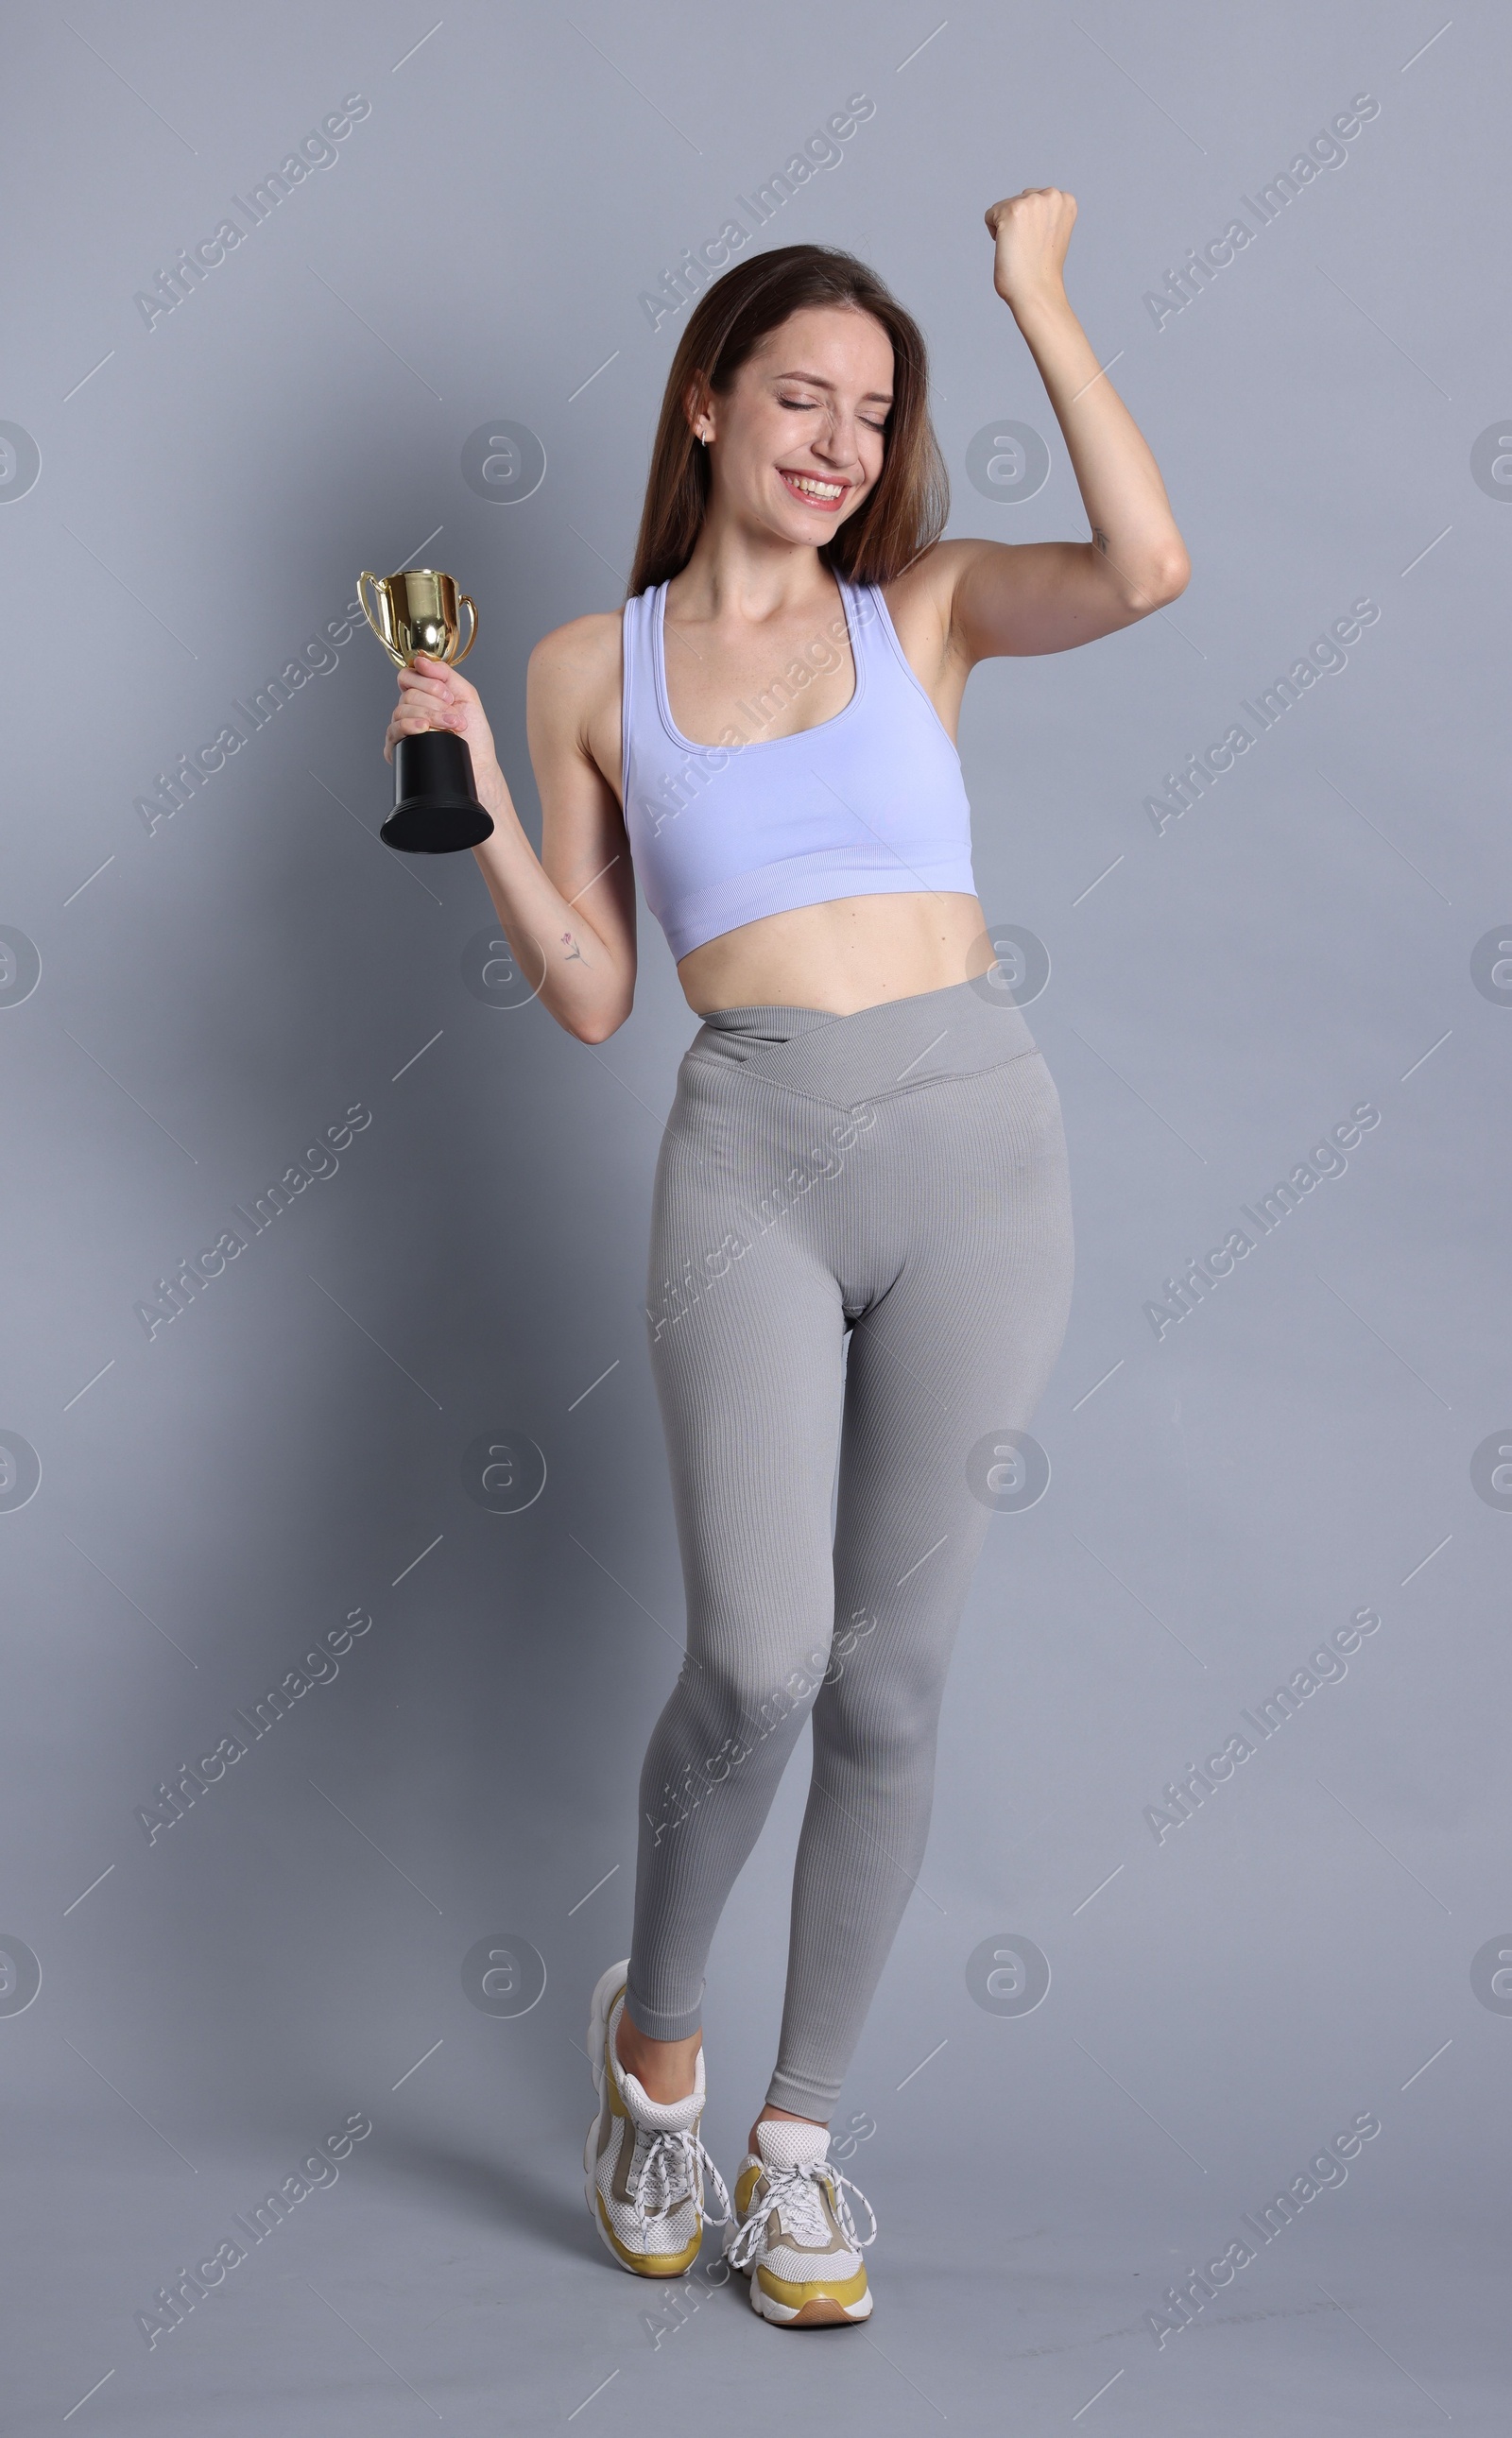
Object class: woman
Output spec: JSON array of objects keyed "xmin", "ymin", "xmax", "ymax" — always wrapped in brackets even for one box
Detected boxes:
[{"xmin": 387, "ymin": 194, "xmax": 1189, "ymax": 2327}]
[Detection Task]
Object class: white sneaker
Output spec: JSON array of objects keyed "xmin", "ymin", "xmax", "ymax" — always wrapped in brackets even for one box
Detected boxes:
[
  {"xmin": 583, "ymin": 1960, "xmax": 730, "ymax": 2278},
  {"xmin": 724, "ymin": 2120, "xmax": 876, "ymax": 2325}
]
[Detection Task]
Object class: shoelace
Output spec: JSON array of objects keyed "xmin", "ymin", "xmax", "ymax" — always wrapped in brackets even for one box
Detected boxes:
[
  {"xmin": 723, "ymin": 2158, "xmax": 878, "ymax": 2269},
  {"xmin": 628, "ymin": 2125, "xmax": 732, "ymax": 2236}
]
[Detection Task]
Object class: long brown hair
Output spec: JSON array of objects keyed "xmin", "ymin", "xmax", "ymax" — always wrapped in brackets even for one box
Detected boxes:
[{"xmin": 626, "ymin": 243, "xmax": 948, "ymax": 598}]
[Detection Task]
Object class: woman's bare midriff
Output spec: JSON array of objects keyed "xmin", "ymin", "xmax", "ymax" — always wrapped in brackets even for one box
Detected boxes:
[{"xmin": 677, "ymin": 887, "xmax": 992, "ymax": 1016}]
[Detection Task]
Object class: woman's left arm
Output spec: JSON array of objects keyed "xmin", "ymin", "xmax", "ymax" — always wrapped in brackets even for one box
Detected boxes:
[{"xmin": 945, "ymin": 187, "xmax": 1192, "ymax": 661}]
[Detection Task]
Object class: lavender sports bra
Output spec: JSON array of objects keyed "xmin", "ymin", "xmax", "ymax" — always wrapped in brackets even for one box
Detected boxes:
[{"xmin": 619, "ymin": 571, "xmax": 979, "ymax": 962}]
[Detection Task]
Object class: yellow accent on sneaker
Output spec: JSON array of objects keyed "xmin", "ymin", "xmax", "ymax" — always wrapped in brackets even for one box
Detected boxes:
[
  {"xmin": 595, "ymin": 2191, "xmax": 704, "ymax": 2277},
  {"xmin": 755, "ymin": 2260, "xmax": 870, "ymax": 2311},
  {"xmin": 725, "ymin": 2133, "xmax": 877, "ymax": 2323},
  {"xmin": 584, "ymin": 1960, "xmax": 729, "ymax": 2278}
]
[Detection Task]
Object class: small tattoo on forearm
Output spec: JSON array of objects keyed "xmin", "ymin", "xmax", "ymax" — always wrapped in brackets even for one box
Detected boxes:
[
  {"xmin": 1091, "ymin": 525, "xmax": 1110, "ymax": 555},
  {"xmin": 560, "ymin": 930, "xmax": 584, "ymax": 965}
]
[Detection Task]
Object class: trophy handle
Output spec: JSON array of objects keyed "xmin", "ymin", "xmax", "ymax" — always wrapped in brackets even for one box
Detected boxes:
[
  {"xmin": 452, "ymin": 593, "xmax": 478, "ymax": 664},
  {"xmin": 357, "ymin": 570, "xmax": 402, "ymax": 665}
]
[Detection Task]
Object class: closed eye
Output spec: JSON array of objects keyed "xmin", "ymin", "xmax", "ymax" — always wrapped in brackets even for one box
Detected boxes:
[{"xmin": 779, "ymin": 396, "xmax": 889, "ymax": 431}]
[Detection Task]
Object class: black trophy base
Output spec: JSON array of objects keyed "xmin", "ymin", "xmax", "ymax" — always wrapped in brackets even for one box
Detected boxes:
[{"xmin": 381, "ymin": 730, "xmax": 495, "ymax": 854}]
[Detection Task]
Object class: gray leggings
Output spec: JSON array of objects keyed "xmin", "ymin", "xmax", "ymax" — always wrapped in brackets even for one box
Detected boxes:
[{"xmin": 625, "ymin": 978, "xmax": 1074, "ymax": 2117}]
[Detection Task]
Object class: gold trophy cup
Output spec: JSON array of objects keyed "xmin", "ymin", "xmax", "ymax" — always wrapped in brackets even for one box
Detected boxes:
[{"xmin": 357, "ymin": 567, "xmax": 495, "ymax": 852}]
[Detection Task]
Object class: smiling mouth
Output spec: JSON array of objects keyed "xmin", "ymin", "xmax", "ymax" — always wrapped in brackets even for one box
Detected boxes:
[{"xmin": 779, "ymin": 470, "xmax": 850, "ymax": 510}]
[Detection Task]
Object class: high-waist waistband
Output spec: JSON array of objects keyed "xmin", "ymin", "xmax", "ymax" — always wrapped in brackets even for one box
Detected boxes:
[{"xmin": 682, "ymin": 976, "xmax": 1040, "ymax": 1107}]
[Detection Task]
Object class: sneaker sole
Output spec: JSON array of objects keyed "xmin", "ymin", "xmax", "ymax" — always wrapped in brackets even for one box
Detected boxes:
[
  {"xmin": 750, "ymin": 2270, "xmax": 872, "ymax": 2326},
  {"xmin": 583, "ymin": 1960, "xmax": 630, "ymax": 2270}
]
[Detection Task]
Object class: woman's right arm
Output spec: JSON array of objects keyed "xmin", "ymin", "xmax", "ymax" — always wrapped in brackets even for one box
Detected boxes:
[{"xmin": 386, "ymin": 611, "xmax": 636, "ymax": 1043}]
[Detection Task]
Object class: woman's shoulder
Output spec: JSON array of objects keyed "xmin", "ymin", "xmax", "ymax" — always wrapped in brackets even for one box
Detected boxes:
[
  {"xmin": 529, "ymin": 604, "xmax": 625, "ymax": 668},
  {"xmin": 526, "ymin": 607, "xmax": 626, "ymax": 716}
]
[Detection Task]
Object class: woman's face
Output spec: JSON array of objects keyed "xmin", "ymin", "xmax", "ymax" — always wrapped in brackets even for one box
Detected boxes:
[{"xmin": 696, "ymin": 304, "xmax": 895, "ymax": 545}]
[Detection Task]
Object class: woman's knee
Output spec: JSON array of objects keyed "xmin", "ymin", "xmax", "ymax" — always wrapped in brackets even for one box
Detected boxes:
[
  {"xmin": 813, "ymin": 1641, "xmax": 949, "ymax": 1766},
  {"xmin": 705, "ymin": 1631, "xmax": 833, "ymax": 1734}
]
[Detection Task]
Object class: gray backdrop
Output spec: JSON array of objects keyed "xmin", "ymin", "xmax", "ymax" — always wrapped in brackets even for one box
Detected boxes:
[{"xmin": 4, "ymin": 1, "xmax": 1507, "ymax": 2429}]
